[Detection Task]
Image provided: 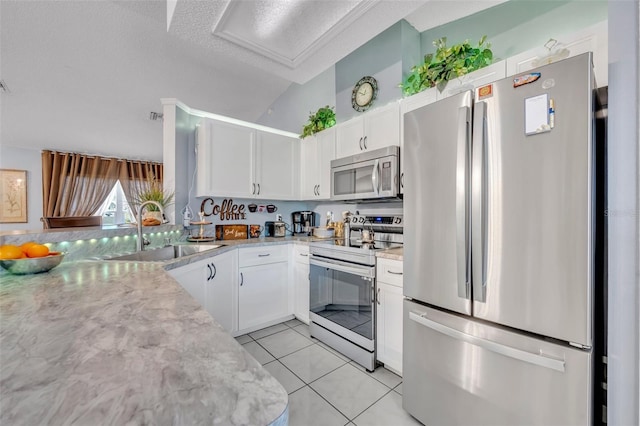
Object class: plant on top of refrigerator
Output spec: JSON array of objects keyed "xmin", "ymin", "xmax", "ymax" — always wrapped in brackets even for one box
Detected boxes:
[{"xmin": 400, "ymin": 36, "xmax": 494, "ymax": 96}]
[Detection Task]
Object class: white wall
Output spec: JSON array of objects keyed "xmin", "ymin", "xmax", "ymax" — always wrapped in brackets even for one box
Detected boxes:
[
  {"xmin": 0, "ymin": 146, "xmax": 43, "ymax": 231},
  {"xmin": 607, "ymin": 0, "xmax": 640, "ymax": 424}
]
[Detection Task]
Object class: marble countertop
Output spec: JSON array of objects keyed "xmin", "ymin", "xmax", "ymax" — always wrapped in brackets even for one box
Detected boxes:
[
  {"xmin": 376, "ymin": 247, "xmax": 403, "ymax": 260},
  {"xmin": 0, "ymin": 260, "xmax": 288, "ymax": 425}
]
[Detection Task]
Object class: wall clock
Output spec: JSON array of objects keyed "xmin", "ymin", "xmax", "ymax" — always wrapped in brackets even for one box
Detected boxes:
[{"xmin": 351, "ymin": 76, "xmax": 378, "ymax": 112}]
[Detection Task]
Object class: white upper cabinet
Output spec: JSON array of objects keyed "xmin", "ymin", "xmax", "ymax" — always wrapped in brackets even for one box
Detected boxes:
[
  {"xmin": 196, "ymin": 119, "xmax": 254, "ymax": 198},
  {"xmin": 336, "ymin": 102, "xmax": 400, "ymax": 159},
  {"xmin": 255, "ymin": 131, "xmax": 298, "ymax": 200},
  {"xmin": 436, "ymin": 60, "xmax": 507, "ymax": 101},
  {"xmin": 196, "ymin": 118, "xmax": 298, "ymax": 199},
  {"xmin": 300, "ymin": 127, "xmax": 335, "ymax": 200},
  {"xmin": 506, "ymin": 21, "xmax": 607, "ymax": 86}
]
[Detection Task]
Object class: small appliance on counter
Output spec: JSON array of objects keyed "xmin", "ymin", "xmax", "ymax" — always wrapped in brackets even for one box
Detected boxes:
[
  {"xmin": 291, "ymin": 211, "xmax": 316, "ymax": 235},
  {"xmin": 265, "ymin": 221, "xmax": 286, "ymax": 237}
]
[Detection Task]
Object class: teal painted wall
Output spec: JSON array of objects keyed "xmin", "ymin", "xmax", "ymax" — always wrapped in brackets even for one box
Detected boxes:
[{"xmin": 419, "ymin": 0, "xmax": 607, "ymax": 61}]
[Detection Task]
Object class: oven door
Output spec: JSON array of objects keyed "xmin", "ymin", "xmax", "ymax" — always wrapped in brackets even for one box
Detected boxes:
[
  {"xmin": 309, "ymin": 255, "xmax": 376, "ymax": 350},
  {"xmin": 331, "ymin": 155, "xmax": 398, "ymax": 201}
]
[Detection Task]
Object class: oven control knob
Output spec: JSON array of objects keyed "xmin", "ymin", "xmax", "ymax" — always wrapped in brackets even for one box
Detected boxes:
[
  {"xmin": 351, "ymin": 217, "xmax": 358, "ymax": 224},
  {"xmin": 359, "ymin": 217, "xmax": 365, "ymax": 223},
  {"xmin": 394, "ymin": 217, "xmax": 402, "ymax": 224}
]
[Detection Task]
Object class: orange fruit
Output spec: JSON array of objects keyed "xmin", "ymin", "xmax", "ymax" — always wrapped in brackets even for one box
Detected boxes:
[
  {"xmin": 20, "ymin": 241, "xmax": 37, "ymax": 254},
  {"xmin": 26, "ymin": 244, "xmax": 49, "ymax": 258},
  {"xmin": 0, "ymin": 245, "xmax": 23, "ymax": 260}
]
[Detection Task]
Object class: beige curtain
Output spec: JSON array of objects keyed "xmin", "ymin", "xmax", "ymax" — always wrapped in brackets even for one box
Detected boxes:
[
  {"xmin": 41, "ymin": 151, "xmax": 163, "ymax": 225},
  {"xmin": 119, "ymin": 160, "xmax": 164, "ymax": 212},
  {"xmin": 41, "ymin": 150, "xmax": 121, "ymax": 218}
]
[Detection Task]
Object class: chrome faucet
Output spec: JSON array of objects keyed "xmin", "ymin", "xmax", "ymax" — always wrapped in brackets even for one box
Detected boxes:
[{"xmin": 136, "ymin": 200, "xmax": 164, "ymax": 251}]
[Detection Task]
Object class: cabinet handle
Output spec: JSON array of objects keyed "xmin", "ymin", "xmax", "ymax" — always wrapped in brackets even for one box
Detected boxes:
[
  {"xmin": 377, "ymin": 287, "xmax": 381, "ymax": 305},
  {"xmin": 300, "ymin": 253, "xmax": 308, "ymax": 257},
  {"xmin": 257, "ymin": 183, "xmax": 261, "ymax": 194},
  {"xmin": 387, "ymin": 270, "xmax": 403, "ymax": 275},
  {"xmin": 252, "ymin": 183, "xmax": 256, "ymax": 195},
  {"xmin": 316, "ymin": 185, "xmax": 320, "ymax": 196},
  {"xmin": 363, "ymin": 136, "xmax": 368, "ymax": 150},
  {"xmin": 258, "ymin": 253, "xmax": 270, "ymax": 257},
  {"xmin": 211, "ymin": 263, "xmax": 217, "ymax": 280},
  {"xmin": 401, "ymin": 172, "xmax": 404, "ymax": 189},
  {"xmin": 240, "ymin": 272, "xmax": 244, "ymax": 286},
  {"xmin": 206, "ymin": 264, "xmax": 213, "ymax": 281},
  {"xmin": 359, "ymin": 137, "xmax": 363, "ymax": 150}
]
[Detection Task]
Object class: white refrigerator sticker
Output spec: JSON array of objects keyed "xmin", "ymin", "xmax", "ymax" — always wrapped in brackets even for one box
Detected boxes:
[{"xmin": 525, "ymin": 94, "xmax": 550, "ymax": 135}]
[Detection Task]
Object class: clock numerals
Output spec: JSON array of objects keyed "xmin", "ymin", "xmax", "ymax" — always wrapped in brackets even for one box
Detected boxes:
[{"xmin": 351, "ymin": 76, "xmax": 378, "ymax": 112}]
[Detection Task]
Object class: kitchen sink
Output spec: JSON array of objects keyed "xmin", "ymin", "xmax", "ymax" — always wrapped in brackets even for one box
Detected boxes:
[{"xmin": 108, "ymin": 244, "xmax": 225, "ymax": 262}]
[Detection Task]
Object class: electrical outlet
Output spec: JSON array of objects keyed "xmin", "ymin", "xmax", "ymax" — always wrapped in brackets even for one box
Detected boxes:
[{"xmin": 276, "ymin": 214, "xmax": 282, "ymax": 222}]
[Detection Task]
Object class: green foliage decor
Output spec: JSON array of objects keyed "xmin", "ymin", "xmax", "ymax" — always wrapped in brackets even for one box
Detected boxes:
[
  {"xmin": 300, "ymin": 105, "xmax": 336, "ymax": 139},
  {"xmin": 400, "ymin": 36, "xmax": 493, "ymax": 97},
  {"xmin": 133, "ymin": 177, "xmax": 174, "ymax": 212}
]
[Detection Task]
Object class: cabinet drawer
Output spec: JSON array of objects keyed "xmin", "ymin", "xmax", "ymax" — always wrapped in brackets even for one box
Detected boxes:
[
  {"xmin": 239, "ymin": 245, "xmax": 289, "ymax": 267},
  {"xmin": 293, "ymin": 244, "xmax": 310, "ymax": 262},
  {"xmin": 376, "ymin": 258, "xmax": 403, "ymax": 288}
]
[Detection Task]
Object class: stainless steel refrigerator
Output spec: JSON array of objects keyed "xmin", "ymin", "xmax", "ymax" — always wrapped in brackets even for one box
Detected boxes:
[{"xmin": 403, "ymin": 53, "xmax": 599, "ymax": 425}]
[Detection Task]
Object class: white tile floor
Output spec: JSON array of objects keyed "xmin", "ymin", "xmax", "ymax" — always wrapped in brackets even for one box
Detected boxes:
[{"xmin": 236, "ymin": 319, "xmax": 422, "ymax": 426}]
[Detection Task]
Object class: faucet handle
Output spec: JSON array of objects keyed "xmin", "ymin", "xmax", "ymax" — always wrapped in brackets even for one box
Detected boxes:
[
  {"xmin": 143, "ymin": 237, "xmax": 151, "ymax": 247},
  {"xmin": 164, "ymin": 237, "xmax": 172, "ymax": 246}
]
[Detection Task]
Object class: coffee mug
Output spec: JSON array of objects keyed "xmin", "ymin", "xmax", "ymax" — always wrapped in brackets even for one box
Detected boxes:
[
  {"xmin": 249, "ymin": 224, "xmax": 263, "ymax": 238},
  {"xmin": 248, "ymin": 203, "xmax": 258, "ymax": 212},
  {"xmin": 266, "ymin": 204, "xmax": 278, "ymax": 213}
]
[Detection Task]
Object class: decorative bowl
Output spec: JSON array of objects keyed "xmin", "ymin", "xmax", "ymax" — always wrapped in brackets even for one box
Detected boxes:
[{"xmin": 0, "ymin": 252, "xmax": 65, "ymax": 275}]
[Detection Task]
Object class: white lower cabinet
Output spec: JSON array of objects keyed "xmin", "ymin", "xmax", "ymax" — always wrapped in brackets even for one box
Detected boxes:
[
  {"xmin": 293, "ymin": 245, "xmax": 310, "ymax": 324},
  {"xmin": 238, "ymin": 246, "xmax": 291, "ymax": 331},
  {"xmin": 169, "ymin": 248, "xmax": 238, "ymax": 334},
  {"xmin": 376, "ymin": 258, "xmax": 404, "ymax": 374}
]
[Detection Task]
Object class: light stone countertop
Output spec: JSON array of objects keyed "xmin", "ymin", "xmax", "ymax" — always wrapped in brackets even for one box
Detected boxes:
[
  {"xmin": 0, "ymin": 258, "xmax": 288, "ymax": 425},
  {"xmin": 375, "ymin": 246, "xmax": 403, "ymax": 260}
]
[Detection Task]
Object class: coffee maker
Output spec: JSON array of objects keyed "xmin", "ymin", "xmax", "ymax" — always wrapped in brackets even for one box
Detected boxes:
[{"xmin": 291, "ymin": 211, "xmax": 316, "ymax": 235}]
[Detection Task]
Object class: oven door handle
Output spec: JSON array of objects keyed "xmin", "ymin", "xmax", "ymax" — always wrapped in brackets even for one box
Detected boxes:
[{"xmin": 310, "ymin": 256, "xmax": 374, "ymax": 278}]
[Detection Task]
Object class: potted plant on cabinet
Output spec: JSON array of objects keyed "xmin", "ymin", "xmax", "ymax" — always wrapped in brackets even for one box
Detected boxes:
[{"xmin": 300, "ymin": 105, "xmax": 336, "ymax": 138}]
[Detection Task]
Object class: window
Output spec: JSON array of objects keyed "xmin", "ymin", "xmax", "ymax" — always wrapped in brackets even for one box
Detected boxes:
[{"xmin": 95, "ymin": 181, "xmax": 136, "ymax": 225}]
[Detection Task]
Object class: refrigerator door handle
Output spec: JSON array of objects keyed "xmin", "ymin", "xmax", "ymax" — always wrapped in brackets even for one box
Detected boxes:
[
  {"xmin": 472, "ymin": 101, "xmax": 488, "ymax": 302},
  {"xmin": 456, "ymin": 106, "xmax": 471, "ymax": 299},
  {"xmin": 408, "ymin": 311, "xmax": 566, "ymax": 372}
]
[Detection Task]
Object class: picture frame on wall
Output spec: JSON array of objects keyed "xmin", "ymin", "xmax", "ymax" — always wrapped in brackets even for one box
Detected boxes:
[{"xmin": 0, "ymin": 169, "xmax": 28, "ymax": 223}]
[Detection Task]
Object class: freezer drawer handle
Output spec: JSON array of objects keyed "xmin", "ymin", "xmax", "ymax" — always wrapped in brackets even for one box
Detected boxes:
[{"xmin": 409, "ymin": 311, "xmax": 566, "ymax": 372}]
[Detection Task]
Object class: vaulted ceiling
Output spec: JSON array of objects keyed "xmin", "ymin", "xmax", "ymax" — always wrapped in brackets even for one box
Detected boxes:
[{"xmin": 0, "ymin": 0, "xmax": 504, "ymax": 162}]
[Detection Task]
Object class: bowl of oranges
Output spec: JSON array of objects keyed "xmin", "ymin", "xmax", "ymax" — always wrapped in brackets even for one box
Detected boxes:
[{"xmin": 0, "ymin": 242, "xmax": 65, "ymax": 275}]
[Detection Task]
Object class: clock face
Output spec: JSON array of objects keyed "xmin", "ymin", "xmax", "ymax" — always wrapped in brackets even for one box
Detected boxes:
[{"xmin": 352, "ymin": 76, "xmax": 377, "ymax": 112}]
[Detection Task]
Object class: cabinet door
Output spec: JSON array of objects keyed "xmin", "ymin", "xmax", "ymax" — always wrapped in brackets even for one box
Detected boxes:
[
  {"xmin": 316, "ymin": 127, "xmax": 336, "ymax": 199},
  {"xmin": 505, "ymin": 21, "xmax": 607, "ymax": 86},
  {"xmin": 436, "ymin": 60, "xmax": 506, "ymax": 101},
  {"xmin": 206, "ymin": 249, "xmax": 238, "ymax": 334},
  {"xmin": 299, "ymin": 136, "xmax": 319, "ymax": 199},
  {"xmin": 293, "ymin": 247, "xmax": 310, "ymax": 323},
  {"xmin": 376, "ymin": 282, "xmax": 404, "ymax": 374},
  {"xmin": 336, "ymin": 117, "xmax": 364, "ymax": 158},
  {"xmin": 196, "ymin": 119, "xmax": 254, "ymax": 198},
  {"xmin": 169, "ymin": 260, "xmax": 207, "ymax": 308},
  {"xmin": 238, "ymin": 262, "xmax": 289, "ymax": 330},
  {"xmin": 363, "ymin": 102, "xmax": 400, "ymax": 151},
  {"xmin": 255, "ymin": 131, "xmax": 298, "ymax": 200}
]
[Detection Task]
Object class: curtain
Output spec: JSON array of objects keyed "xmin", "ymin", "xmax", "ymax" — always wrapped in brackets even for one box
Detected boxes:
[
  {"xmin": 119, "ymin": 160, "xmax": 163, "ymax": 212},
  {"xmin": 41, "ymin": 150, "xmax": 163, "ymax": 225},
  {"xmin": 41, "ymin": 150, "xmax": 121, "ymax": 218}
]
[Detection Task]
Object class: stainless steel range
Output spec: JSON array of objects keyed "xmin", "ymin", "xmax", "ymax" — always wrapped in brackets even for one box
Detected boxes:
[{"xmin": 309, "ymin": 214, "xmax": 403, "ymax": 371}]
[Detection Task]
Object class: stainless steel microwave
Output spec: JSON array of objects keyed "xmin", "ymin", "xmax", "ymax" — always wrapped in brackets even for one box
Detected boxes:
[{"xmin": 330, "ymin": 146, "xmax": 400, "ymax": 201}]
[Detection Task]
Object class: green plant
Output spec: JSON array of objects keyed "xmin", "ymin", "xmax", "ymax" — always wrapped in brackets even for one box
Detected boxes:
[
  {"xmin": 400, "ymin": 36, "xmax": 493, "ymax": 96},
  {"xmin": 300, "ymin": 105, "xmax": 336, "ymax": 138},
  {"xmin": 133, "ymin": 177, "xmax": 174, "ymax": 212}
]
